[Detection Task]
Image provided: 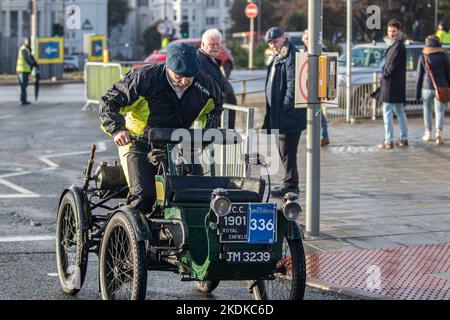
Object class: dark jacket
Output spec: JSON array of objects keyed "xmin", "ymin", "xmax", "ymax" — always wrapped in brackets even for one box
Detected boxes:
[
  {"xmin": 380, "ymin": 39, "xmax": 407, "ymax": 103},
  {"xmin": 263, "ymin": 40, "xmax": 306, "ymax": 134},
  {"xmin": 416, "ymin": 51, "xmax": 450, "ymax": 99},
  {"xmin": 197, "ymin": 49, "xmax": 237, "ymax": 104},
  {"xmin": 99, "ymin": 63, "xmax": 223, "ymax": 137}
]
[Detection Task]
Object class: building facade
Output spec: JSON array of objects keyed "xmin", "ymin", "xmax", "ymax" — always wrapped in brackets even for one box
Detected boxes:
[
  {"xmin": 110, "ymin": 0, "xmax": 234, "ymax": 60},
  {"xmin": 0, "ymin": 0, "xmax": 107, "ymax": 55}
]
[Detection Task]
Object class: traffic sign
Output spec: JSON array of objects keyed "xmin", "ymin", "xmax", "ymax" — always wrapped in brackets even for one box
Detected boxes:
[
  {"xmin": 245, "ymin": 3, "xmax": 259, "ymax": 19},
  {"xmin": 66, "ymin": 5, "xmax": 81, "ymax": 30},
  {"xmin": 295, "ymin": 52, "xmax": 308, "ymax": 106},
  {"xmin": 36, "ymin": 37, "xmax": 64, "ymax": 64},
  {"xmin": 89, "ymin": 35, "xmax": 106, "ymax": 62},
  {"xmin": 157, "ymin": 21, "xmax": 172, "ymax": 35}
]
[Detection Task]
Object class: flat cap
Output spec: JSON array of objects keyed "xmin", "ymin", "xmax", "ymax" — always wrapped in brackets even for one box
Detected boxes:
[
  {"xmin": 265, "ymin": 26, "xmax": 285, "ymax": 42},
  {"xmin": 166, "ymin": 42, "xmax": 199, "ymax": 77}
]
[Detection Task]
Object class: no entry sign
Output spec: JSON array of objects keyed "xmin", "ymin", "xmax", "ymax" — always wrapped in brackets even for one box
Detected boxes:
[{"xmin": 245, "ymin": 3, "xmax": 258, "ymax": 18}]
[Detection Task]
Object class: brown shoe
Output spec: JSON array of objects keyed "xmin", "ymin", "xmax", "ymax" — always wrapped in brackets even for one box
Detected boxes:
[
  {"xmin": 377, "ymin": 141, "xmax": 393, "ymax": 149},
  {"xmin": 396, "ymin": 139, "xmax": 409, "ymax": 147},
  {"xmin": 321, "ymin": 138, "xmax": 330, "ymax": 147}
]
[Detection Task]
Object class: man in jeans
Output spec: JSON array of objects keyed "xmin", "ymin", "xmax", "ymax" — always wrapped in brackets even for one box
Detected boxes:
[{"xmin": 377, "ymin": 19, "xmax": 408, "ymax": 149}]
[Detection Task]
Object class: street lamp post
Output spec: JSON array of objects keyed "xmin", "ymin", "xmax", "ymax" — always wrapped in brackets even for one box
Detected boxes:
[{"xmin": 305, "ymin": 0, "xmax": 322, "ymax": 237}]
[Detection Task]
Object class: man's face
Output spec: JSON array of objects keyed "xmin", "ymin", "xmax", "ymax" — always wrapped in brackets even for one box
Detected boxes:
[
  {"xmin": 201, "ymin": 35, "xmax": 221, "ymax": 59},
  {"xmin": 387, "ymin": 26, "xmax": 399, "ymax": 39},
  {"xmin": 302, "ymin": 32, "xmax": 308, "ymax": 47},
  {"xmin": 166, "ymin": 67, "xmax": 194, "ymax": 90},
  {"xmin": 267, "ymin": 35, "xmax": 286, "ymax": 55}
]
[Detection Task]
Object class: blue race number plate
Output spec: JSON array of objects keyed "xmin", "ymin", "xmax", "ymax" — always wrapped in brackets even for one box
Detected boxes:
[{"xmin": 247, "ymin": 203, "xmax": 277, "ymax": 244}]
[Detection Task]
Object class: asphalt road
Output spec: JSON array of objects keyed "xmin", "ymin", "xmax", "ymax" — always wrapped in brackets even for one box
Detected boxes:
[{"xmin": 0, "ymin": 82, "xmax": 357, "ymax": 300}]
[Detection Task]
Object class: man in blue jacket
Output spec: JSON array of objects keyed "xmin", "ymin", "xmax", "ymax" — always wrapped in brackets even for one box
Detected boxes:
[{"xmin": 263, "ymin": 26, "xmax": 307, "ymax": 197}]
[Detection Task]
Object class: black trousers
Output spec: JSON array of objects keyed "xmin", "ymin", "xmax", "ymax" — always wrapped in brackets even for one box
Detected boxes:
[
  {"xmin": 277, "ymin": 131, "xmax": 302, "ymax": 191},
  {"xmin": 122, "ymin": 144, "xmax": 157, "ymax": 213},
  {"xmin": 18, "ymin": 72, "xmax": 29, "ymax": 103}
]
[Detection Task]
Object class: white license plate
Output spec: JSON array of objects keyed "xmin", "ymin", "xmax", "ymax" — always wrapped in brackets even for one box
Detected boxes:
[{"xmin": 225, "ymin": 250, "xmax": 272, "ymax": 263}]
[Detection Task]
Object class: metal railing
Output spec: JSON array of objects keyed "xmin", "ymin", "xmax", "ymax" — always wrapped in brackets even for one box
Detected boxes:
[
  {"xmin": 214, "ymin": 103, "xmax": 255, "ymax": 178},
  {"xmin": 332, "ymin": 72, "xmax": 424, "ymax": 121},
  {"xmin": 229, "ymin": 76, "xmax": 265, "ymax": 105}
]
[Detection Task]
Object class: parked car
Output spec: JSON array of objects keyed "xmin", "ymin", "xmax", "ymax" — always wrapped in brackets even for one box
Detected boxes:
[
  {"xmin": 135, "ymin": 38, "xmax": 235, "ymax": 78},
  {"xmin": 63, "ymin": 55, "xmax": 80, "ymax": 72}
]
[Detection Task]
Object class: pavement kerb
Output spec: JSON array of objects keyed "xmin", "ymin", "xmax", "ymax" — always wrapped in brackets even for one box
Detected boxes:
[
  {"xmin": 306, "ymin": 277, "xmax": 393, "ymax": 300},
  {"xmin": 0, "ymin": 79, "xmax": 84, "ymax": 86}
]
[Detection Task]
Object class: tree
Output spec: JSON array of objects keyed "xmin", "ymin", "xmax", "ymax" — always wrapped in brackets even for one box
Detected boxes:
[
  {"xmin": 141, "ymin": 23, "xmax": 163, "ymax": 55},
  {"xmin": 285, "ymin": 11, "xmax": 307, "ymax": 31},
  {"xmin": 108, "ymin": 0, "xmax": 130, "ymax": 35},
  {"xmin": 229, "ymin": 0, "xmax": 281, "ymax": 34}
]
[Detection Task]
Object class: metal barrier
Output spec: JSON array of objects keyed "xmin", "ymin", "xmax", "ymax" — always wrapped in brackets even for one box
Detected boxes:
[
  {"xmin": 214, "ymin": 104, "xmax": 255, "ymax": 178},
  {"xmin": 333, "ymin": 72, "xmax": 425, "ymax": 121},
  {"xmin": 83, "ymin": 62, "xmax": 124, "ymax": 110},
  {"xmin": 229, "ymin": 76, "xmax": 265, "ymax": 105}
]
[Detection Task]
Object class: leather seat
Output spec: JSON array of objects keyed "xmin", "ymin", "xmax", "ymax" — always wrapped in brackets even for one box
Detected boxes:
[{"xmin": 165, "ymin": 176, "xmax": 265, "ymax": 203}]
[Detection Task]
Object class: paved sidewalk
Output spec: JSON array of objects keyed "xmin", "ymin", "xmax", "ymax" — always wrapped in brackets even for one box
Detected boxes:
[{"xmin": 269, "ymin": 117, "xmax": 450, "ymax": 300}]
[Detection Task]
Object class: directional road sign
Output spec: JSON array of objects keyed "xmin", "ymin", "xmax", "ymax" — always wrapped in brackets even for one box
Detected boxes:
[
  {"xmin": 89, "ymin": 35, "xmax": 106, "ymax": 62},
  {"xmin": 36, "ymin": 37, "xmax": 64, "ymax": 64}
]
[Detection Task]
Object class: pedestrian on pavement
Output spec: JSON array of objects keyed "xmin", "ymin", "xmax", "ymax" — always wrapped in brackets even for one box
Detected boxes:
[
  {"xmin": 302, "ymin": 29, "xmax": 330, "ymax": 147},
  {"xmin": 99, "ymin": 42, "xmax": 223, "ymax": 213},
  {"xmin": 263, "ymin": 26, "xmax": 306, "ymax": 197},
  {"xmin": 16, "ymin": 37, "xmax": 38, "ymax": 105},
  {"xmin": 436, "ymin": 22, "xmax": 450, "ymax": 45},
  {"xmin": 377, "ymin": 19, "xmax": 408, "ymax": 149},
  {"xmin": 416, "ymin": 35, "xmax": 450, "ymax": 145},
  {"xmin": 197, "ymin": 28, "xmax": 237, "ymax": 128}
]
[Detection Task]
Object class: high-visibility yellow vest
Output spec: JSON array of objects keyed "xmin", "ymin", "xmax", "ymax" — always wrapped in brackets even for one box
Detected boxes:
[
  {"xmin": 16, "ymin": 45, "xmax": 32, "ymax": 73},
  {"xmin": 436, "ymin": 30, "xmax": 450, "ymax": 44}
]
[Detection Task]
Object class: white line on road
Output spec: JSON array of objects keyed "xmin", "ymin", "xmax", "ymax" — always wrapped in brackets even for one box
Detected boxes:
[
  {"xmin": 0, "ymin": 115, "xmax": 13, "ymax": 120},
  {"xmin": 0, "ymin": 235, "xmax": 54, "ymax": 243},
  {"xmin": 0, "ymin": 140, "xmax": 109, "ymax": 199},
  {"xmin": 0, "ymin": 178, "xmax": 40, "ymax": 198}
]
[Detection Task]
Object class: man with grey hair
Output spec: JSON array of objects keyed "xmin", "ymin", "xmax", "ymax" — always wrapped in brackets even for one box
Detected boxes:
[{"xmin": 197, "ymin": 28, "xmax": 237, "ymax": 128}]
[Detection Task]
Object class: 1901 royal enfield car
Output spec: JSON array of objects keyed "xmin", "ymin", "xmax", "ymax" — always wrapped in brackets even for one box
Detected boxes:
[{"xmin": 55, "ymin": 128, "xmax": 306, "ymax": 300}]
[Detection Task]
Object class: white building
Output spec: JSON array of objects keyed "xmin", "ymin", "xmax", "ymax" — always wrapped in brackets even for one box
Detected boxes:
[
  {"xmin": 110, "ymin": 0, "xmax": 234, "ymax": 60},
  {"xmin": 0, "ymin": 0, "xmax": 107, "ymax": 55}
]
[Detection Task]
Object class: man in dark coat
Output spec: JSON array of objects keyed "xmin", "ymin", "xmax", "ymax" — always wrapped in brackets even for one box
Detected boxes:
[
  {"xmin": 197, "ymin": 28, "xmax": 237, "ymax": 128},
  {"xmin": 377, "ymin": 19, "xmax": 408, "ymax": 149},
  {"xmin": 263, "ymin": 26, "xmax": 307, "ymax": 197}
]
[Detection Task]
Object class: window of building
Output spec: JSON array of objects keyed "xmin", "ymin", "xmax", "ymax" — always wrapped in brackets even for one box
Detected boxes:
[
  {"xmin": 138, "ymin": 0, "xmax": 149, "ymax": 6},
  {"xmin": 206, "ymin": 17, "xmax": 217, "ymax": 25},
  {"xmin": 10, "ymin": 11, "xmax": 18, "ymax": 37},
  {"xmin": 22, "ymin": 11, "xmax": 31, "ymax": 37},
  {"xmin": 0, "ymin": 11, "xmax": 6, "ymax": 35},
  {"xmin": 206, "ymin": 0, "xmax": 217, "ymax": 7},
  {"xmin": 182, "ymin": 9, "xmax": 189, "ymax": 21}
]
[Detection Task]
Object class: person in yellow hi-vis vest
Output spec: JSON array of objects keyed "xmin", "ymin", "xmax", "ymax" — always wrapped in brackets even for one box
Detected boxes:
[
  {"xmin": 16, "ymin": 37, "xmax": 38, "ymax": 105},
  {"xmin": 436, "ymin": 22, "xmax": 450, "ymax": 45}
]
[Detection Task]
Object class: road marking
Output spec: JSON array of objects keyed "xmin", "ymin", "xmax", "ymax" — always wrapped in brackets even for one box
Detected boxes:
[
  {"xmin": 47, "ymin": 273, "xmax": 58, "ymax": 277},
  {"xmin": 0, "ymin": 115, "xmax": 13, "ymax": 120},
  {"xmin": 0, "ymin": 235, "xmax": 54, "ymax": 243},
  {"xmin": 329, "ymin": 146, "xmax": 379, "ymax": 154},
  {"xmin": 0, "ymin": 140, "xmax": 109, "ymax": 199},
  {"xmin": 0, "ymin": 178, "xmax": 39, "ymax": 198}
]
